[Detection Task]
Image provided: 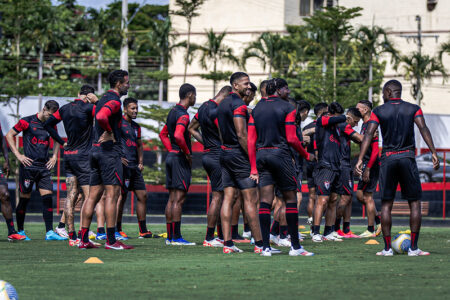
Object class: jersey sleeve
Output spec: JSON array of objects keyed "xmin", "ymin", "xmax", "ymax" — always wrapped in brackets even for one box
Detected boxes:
[
  {"xmin": 367, "ymin": 138, "xmax": 379, "ymax": 168},
  {"xmin": 368, "ymin": 111, "xmax": 380, "ymax": 125},
  {"xmin": 414, "ymin": 107, "xmax": 424, "ymax": 118},
  {"xmin": 194, "ymin": 112, "xmax": 199, "ymax": 121},
  {"xmin": 317, "ymin": 115, "xmax": 346, "ymax": 127},
  {"xmin": 159, "ymin": 124, "xmax": 172, "ymax": 152},
  {"xmin": 43, "ymin": 115, "xmax": 65, "ymax": 145},
  {"xmin": 232, "ymin": 99, "xmax": 247, "ymax": 119},
  {"xmin": 13, "ymin": 119, "xmax": 30, "ymax": 133},
  {"xmin": 174, "ymin": 113, "xmax": 191, "ymax": 155},
  {"xmin": 137, "ymin": 124, "xmax": 141, "ymax": 139},
  {"xmin": 247, "ymin": 114, "xmax": 257, "ymax": 174},
  {"xmin": 285, "ymin": 109, "xmax": 310, "ymax": 160},
  {"xmin": 343, "ymin": 123, "xmax": 356, "ymax": 137},
  {"xmin": 96, "ymin": 100, "xmax": 121, "ymax": 132}
]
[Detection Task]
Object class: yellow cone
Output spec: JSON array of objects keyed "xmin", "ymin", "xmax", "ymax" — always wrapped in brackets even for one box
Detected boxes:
[
  {"xmin": 365, "ymin": 239, "xmax": 380, "ymax": 245},
  {"xmin": 159, "ymin": 232, "xmax": 168, "ymax": 238},
  {"xmin": 84, "ymin": 257, "xmax": 103, "ymax": 264},
  {"xmin": 399, "ymin": 229, "xmax": 411, "ymax": 234},
  {"xmin": 298, "ymin": 225, "xmax": 306, "ymax": 229}
]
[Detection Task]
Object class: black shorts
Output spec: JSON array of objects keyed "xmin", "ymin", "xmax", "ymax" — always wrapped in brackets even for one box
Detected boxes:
[
  {"xmin": 306, "ymin": 161, "xmax": 316, "ymax": 189},
  {"xmin": 123, "ymin": 165, "xmax": 146, "ymax": 193},
  {"xmin": 65, "ymin": 158, "xmax": 90, "ymax": 186},
  {"xmin": 379, "ymin": 157, "xmax": 421, "ymax": 201},
  {"xmin": 357, "ymin": 163, "xmax": 380, "ymax": 193},
  {"xmin": 274, "ymin": 169, "xmax": 302, "ymax": 199},
  {"xmin": 0, "ymin": 170, "xmax": 7, "ymax": 187},
  {"xmin": 314, "ymin": 167, "xmax": 340, "ymax": 196},
  {"xmin": 339, "ymin": 167, "xmax": 353, "ymax": 196},
  {"xmin": 19, "ymin": 164, "xmax": 52, "ymax": 194},
  {"xmin": 202, "ymin": 150, "xmax": 223, "ymax": 192},
  {"xmin": 89, "ymin": 148, "xmax": 123, "ymax": 186},
  {"xmin": 166, "ymin": 152, "xmax": 191, "ymax": 191},
  {"xmin": 257, "ymin": 148, "xmax": 297, "ymax": 192},
  {"xmin": 220, "ymin": 148, "xmax": 256, "ymax": 190}
]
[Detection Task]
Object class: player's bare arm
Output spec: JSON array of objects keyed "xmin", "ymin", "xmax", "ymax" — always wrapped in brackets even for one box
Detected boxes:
[
  {"xmin": 46, "ymin": 140, "xmax": 60, "ymax": 170},
  {"xmin": 188, "ymin": 117, "xmax": 203, "ymax": 144},
  {"xmin": 6, "ymin": 129, "xmax": 33, "ymax": 167},
  {"xmin": 137, "ymin": 138, "xmax": 144, "ymax": 171},
  {"xmin": 415, "ymin": 115, "xmax": 439, "ymax": 170},
  {"xmin": 234, "ymin": 116, "xmax": 248, "ymax": 154},
  {"xmin": 355, "ymin": 122, "xmax": 378, "ymax": 176}
]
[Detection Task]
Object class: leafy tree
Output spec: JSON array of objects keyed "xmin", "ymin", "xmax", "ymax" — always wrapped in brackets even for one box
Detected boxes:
[{"xmin": 438, "ymin": 40, "xmax": 450, "ymax": 63}]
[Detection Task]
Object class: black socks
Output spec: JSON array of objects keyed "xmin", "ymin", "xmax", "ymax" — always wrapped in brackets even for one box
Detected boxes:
[
  {"xmin": 138, "ymin": 220, "xmax": 148, "ymax": 234},
  {"xmin": 259, "ymin": 202, "xmax": 271, "ymax": 250},
  {"xmin": 286, "ymin": 203, "xmax": 300, "ymax": 250},
  {"xmin": 42, "ymin": 194, "xmax": 53, "ymax": 232},
  {"xmin": 16, "ymin": 197, "xmax": 30, "ymax": 231},
  {"xmin": 106, "ymin": 227, "xmax": 116, "ymax": 244}
]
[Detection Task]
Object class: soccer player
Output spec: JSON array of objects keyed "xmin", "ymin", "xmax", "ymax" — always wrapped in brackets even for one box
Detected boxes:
[
  {"xmin": 116, "ymin": 97, "xmax": 155, "ymax": 239},
  {"xmin": 159, "ymin": 83, "xmax": 197, "ymax": 246},
  {"xmin": 189, "ymin": 85, "xmax": 232, "ymax": 247},
  {"xmin": 335, "ymin": 107, "xmax": 363, "ymax": 238},
  {"xmin": 44, "ymin": 85, "xmax": 99, "ymax": 245},
  {"xmin": 6, "ymin": 100, "xmax": 66, "ymax": 240},
  {"xmin": 356, "ymin": 80, "xmax": 439, "ymax": 256},
  {"xmin": 78, "ymin": 69, "xmax": 133, "ymax": 250},
  {"xmin": 0, "ymin": 124, "xmax": 25, "ymax": 241},
  {"xmin": 248, "ymin": 78, "xmax": 314, "ymax": 256},
  {"xmin": 217, "ymin": 72, "xmax": 263, "ymax": 254},
  {"xmin": 356, "ymin": 100, "xmax": 382, "ymax": 238},
  {"xmin": 311, "ymin": 102, "xmax": 346, "ymax": 242}
]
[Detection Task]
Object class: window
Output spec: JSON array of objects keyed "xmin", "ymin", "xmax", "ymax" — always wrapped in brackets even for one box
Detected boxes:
[{"xmin": 300, "ymin": 0, "xmax": 324, "ymax": 16}]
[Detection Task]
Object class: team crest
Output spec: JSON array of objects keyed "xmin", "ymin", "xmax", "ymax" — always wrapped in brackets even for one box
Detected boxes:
[
  {"xmin": 24, "ymin": 179, "xmax": 31, "ymax": 188},
  {"xmin": 125, "ymin": 179, "xmax": 130, "ymax": 188},
  {"xmin": 324, "ymin": 181, "xmax": 330, "ymax": 190}
]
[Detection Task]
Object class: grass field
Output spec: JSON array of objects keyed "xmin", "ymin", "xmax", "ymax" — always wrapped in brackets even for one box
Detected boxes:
[{"xmin": 0, "ymin": 223, "xmax": 449, "ymax": 300}]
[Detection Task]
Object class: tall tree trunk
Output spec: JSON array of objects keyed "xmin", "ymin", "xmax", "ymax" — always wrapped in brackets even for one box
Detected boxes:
[
  {"xmin": 213, "ymin": 61, "xmax": 217, "ymax": 96},
  {"xmin": 183, "ymin": 21, "xmax": 192, "ymax": 83},
  {"xmin": 368, "ymin": 59, "xmax": 373, "ymax": 103},
  {"xmin": 158, "ymin": 54, "xmax": 164, "ymax": 105},
  {"xmin": 333, "ymin": 41, "xmax": 337, "ymax": 102},
  {"xmin": 120, "ymin": 0, "xmax": 129, "ymax": 71},
  {"xmin": 38, "ymin": 46, "xmax": 44, "ymax": 110},
  {"xmin": 97, "ymin": 44, "xmax": 103, "ymax": 94},
  {"xmin": 14, "ymin": 34, "xmax": 21, "ymax": 205}
]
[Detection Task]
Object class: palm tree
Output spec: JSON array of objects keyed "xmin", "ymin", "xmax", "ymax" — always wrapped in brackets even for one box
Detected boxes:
[
  {"xmin": 438, "ymin": 41, "xmax": 450, "ymax": 63},
  {"xmin": 192, "ymin": 29, "xmax": 239, "ymax": 95},
  {"xmin": 399, "ymin": 52, "xmax": 447, "ymax": 104},
  {"xmin": 355, "ymin": 25, "xmax": 399, "ymax": 102},
  {"xmin": 242, "ymin": 32, "xmax": 286, "ymax": 78},
  {"xmin": 171, "ymin": 0, "xmax": 207, "ymax": 83}
]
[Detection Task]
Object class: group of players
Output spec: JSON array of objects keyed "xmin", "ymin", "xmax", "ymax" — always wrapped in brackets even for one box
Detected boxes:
[{"xmin": 0, "ymin": 69, "xmax": 440, "ymax": 255}]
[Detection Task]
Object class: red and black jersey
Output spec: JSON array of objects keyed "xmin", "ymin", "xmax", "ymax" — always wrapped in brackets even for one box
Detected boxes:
[
  {"xmin": 337, "ymin": 122, "xmax": 356, "ymax": 168},
  {"xmin": 194, "ymin": 99, "xmax": 221, "ymax": 151},
  {"xmin": 360, "ymin": 121, "xmax": 380, "ymax": 168},
  {"xmin": 45, "ymin": 99, "xmax": 95, "ymax": 159},
  {"xmin": 13, "ymin": 114, "xmax": 54, "ymax": 164},
  {"xmin": 94, "ymin": 90, "xmax": 122, "ymax": 151},
  {"xmin": 369, "ymin": 99, "xmax": 422, "ymax": 159},
  {"xmin": 217, "ymin": 92, "xmax": 248, "ymax": 150},
  {"xmin": 303, "ymin": 121, "xmax": 316, "ymax": 154},
  {"xmin": 315, "ymin": 114, "xmax": 346, "ymax": 170},
  {"xmin": 159, "ymin": 104, "xmax": 191, "ymax": 154},
  {"xmin": 120, "ymin": 116, "xmax": 141, "ymax": 166}
]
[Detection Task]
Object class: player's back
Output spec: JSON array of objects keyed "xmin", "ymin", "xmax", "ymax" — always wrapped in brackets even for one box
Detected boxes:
[
  {"xmin": 197, "ymin": 100, "xmax": 221, "ymax": 150},
  {"xmin": 166, "ymin": 104, "xmax": 191, "ymax": 153},
  {"xmin": 217, "ymin": 93, "xmax": 247, "ymax": 149},
  {"xmin": 94, "ymin": 90, "xmax": 122, "ymax": 150}
]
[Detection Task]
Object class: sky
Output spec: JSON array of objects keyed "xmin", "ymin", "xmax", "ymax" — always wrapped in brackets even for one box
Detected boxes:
[{"xmin": 51, "ymin": 0, "xmax": 169, "ymax": 9}]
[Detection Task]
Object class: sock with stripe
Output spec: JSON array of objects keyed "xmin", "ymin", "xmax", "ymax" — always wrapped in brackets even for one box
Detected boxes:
[
  {"xmin": 383, "ymin": 235, "xmax": 391, "ymax": 251},
  {"xmin": 334, "ymin": 217, "xmax": 341, "ymax": 231},
  {"xmin": 16, "ymin": 197, "xmax": 30, "ymax": 232},
  {"xmin": 166, "ymin": 223, "xmax": 172, "ymax": 240},
  {"xmin": 279, "ymin": 225, "xmax": 288, "ymax": 239},
  {"xmin": 343, "ymin": 222, "xmax": 350, "ymax": 234},
  {"xmin": 42, "ymin": 194, "xmax": 53, "ymax": 232},
  {"xmin": 259, "ymin": 202, "xmax": 272, "ymax": 250},
  {"xmin": 81, "ymin": 227, "xmax": 89, "ymax": 243},
  {"xmin": 410, "ymin": 232, "xmax": 419, "ymax": 250},
  {"xmin": 6, "ymin": 219, "xmax": 16, "ymax": 235},
  {"xmin": 69, "ymin": 231, "xmax": 77, "ymax": 241},
  {"xmin": 270, "ymin": 220, "xmax": 280, "ymax": 236},
  {"xmin": 286, "ymin": 203, "xmax": 300, "ymax": 250},
  {"xmin": 138, "ymin": 220, "xmax": 148, "ymax": 234},
  {"xmin": 106, "ymin": 227, "xmax": 116, "ymax": 245}
]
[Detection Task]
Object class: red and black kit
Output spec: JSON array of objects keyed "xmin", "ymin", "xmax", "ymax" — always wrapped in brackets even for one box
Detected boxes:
[
  {"xmin": 303, "ymin": 121, "xmax": 317, "ymax": 189},
  {"xmin": 357, "ymin": 121, "xmax": 380, "ymax": 193},
  {"xmin": 337, "ymin": 122, "xmax": 357, "ymax": 196}
]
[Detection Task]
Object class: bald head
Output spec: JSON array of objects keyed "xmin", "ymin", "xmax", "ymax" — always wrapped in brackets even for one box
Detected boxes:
[{"xmin": 383, "ymin": 80, "xmax": 402, "ymax": 102}]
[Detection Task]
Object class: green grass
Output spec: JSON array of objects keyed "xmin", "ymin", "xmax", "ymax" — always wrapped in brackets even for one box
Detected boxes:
[{"xmin": 0, "ymin": 224, "xmax": 449, "ymax": 300}]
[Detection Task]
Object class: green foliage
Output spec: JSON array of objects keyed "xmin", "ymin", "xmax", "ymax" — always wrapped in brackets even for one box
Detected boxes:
[
  {"xmin": 199, "ymin": 71, "xmax": 232, "ymax": 82},
  {"xmin": 146, "ymin": 70, "xmax": 173, "ymax": 81}
]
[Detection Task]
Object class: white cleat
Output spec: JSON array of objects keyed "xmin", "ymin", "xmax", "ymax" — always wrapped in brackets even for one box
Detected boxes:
[
  {"xmin": 260, "ymin": 248, "xmax": 272, "ymax": 257},
  {"xmin": 306, "ymin": 217, "xmax": 313, "ymax": 225},
  {"xmin": 376, "ymin": 248, "xmax": 394, "ymax": 256},
  {"xmin": 408, "ymin": 248, "xmax": 430, "ymax": 256},
  {"xmin": 242, "ymin": 231, "xmax": 252, "ymax": 239},
  {"xmin": 223, "ymin": 245, "xmax": 244, "ymax": 254},
  {"xmin": 203, "ymin": 238, "xmax": 224, "ymax": 248},
  {"xmin": 289, "ymin": 246, "xmax": 314, "ymax": 256},
  {"xmin": 276, "ymin": 238, "xmax": 292, "ymax": 247},
  {"xmin": 269, "ymin": 234, "xmax": 279, "ymax": 245},
  {"xmin": 310, "ymin": 230, "xmax": 314, "ymax": 238},
  {"xmin": 55, "ymin": 227, "xmax": 69, "ymax": 239},
  {"xmin": 270, "ymin": 247, "xmax": 282, "ymax": 254},
  {"xmin": 323, "ymin": 233, "xmax": 343, "ymax": 242},
  {"xmin": 312, "ymin": 234, "xmax": 323, "ymax": 243}
]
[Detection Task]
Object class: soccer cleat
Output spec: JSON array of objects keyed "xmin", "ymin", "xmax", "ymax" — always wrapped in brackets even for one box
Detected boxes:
[
  {"xmin": 88, "ymin": 231, "xmax": 96, "ymax": 240},
  {"xmin": 289, "ymin": 246, "xmax": 314, "ymax": 256},
  {"xmin": 359, "ymin": 230, "xmax": 376, "ymax": 238},
  {"xmin": 312, "ymin": 234, "xmax": 323, "ymax": 243},
  {"xmin": 270, "ymin": 247, "xmax": 282, "ymax": 254},
  {"xmin": 408, "ymin": 248, "xmax": 430, "ymax": 256},
  {"xmin": 310, "ymin": 230, "xmax": 314, "ymax": 238},
  {"xmin": 203, "ymin": 239, "xmax": 224, "ymax": 248},
  {"xmin": 261, "ymin": 248, "xmax": 272, "ymax": 257},
  {"xmin": 269, "ymin": 234, "xmax": 279, "ymax": 245},
  {"xmin": 55, "ymin": 227, "xmax": 69, "ymax": 239},
  {"xmin": 276, "ymin": 238, "xmax": 292, "ymax": 247},
  {"xmin": 376, "ymin": 248, "xmax": 394, "ymax": 256},
  {"xmin": 336, "ymin": 229, "xmax": 347, "ymax": 237},
  {"xmin": 78, "ymin": 241, "xmax": 99, "ymax": 249},
  {"xmin": 375, "ymin": 226, "xmax": 382, "ymax": 236},
  {"xmin": 223, "ymin": 245, "xmax": 243, "ymax": 254},
  {"xmin": 306, "ymin": 217, "xmax": 313, "ymax": 225},
  {"xmin": 95, "ymin": 232, "xmax": 106, "ymax": 240},
  {"xmin": 7, "ymin": 233, "xmax": 26, "ymax": 241},
  {"xmin": 115, "ymin": 231, "xmax": 128, "ymax": 241},
  {"xmin": 172, "ymin": 237, "xmax": 196, "ymax": 246},
  {"xmin": 138, "ymin": 231, "xmax": 154, "ymax": 239},
  {"xmin": 105, "ymin": 241, "xmax": 134, "ymax": 250},
  {"xmin": 242, "ymin": 231, "xmax": 252, "ymax": 239},
  {"xmin": 165, "ymin": 239, "xmax": 172, "ymax": 245},
  {"xmin": 343, "ymin": 231, "xmax": 361, "ymax": 238},
  {"xmin": 69, "ymin": 239, "xmax": 80, "ymax": 247},
  {"xmin": 298, "ymin": 232, "xmax": 306, "ymax": 239},
  {"xmin": 17, "ymin": 230, "xmax": 31, "ymax": 241},
  {"xmin": 45, "ymin": 230, "xmax": 69, "ymax": 241},
  {"xmin": 323, "ymin": 233, "xmax": 343, "ymax": 242},
  {"xmin": 232, "ymin": 233, "xmax": 246, "ymax": 241},
  {"xmin": 119, "ymin": 231, "xmax": 128, "ymax": 238},
  {"xmin": 254, "ymin": 245, "xmax": 263, "ymax": 254}
]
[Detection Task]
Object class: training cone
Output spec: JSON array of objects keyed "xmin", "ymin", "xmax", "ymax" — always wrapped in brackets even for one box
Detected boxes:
[
  {"xmin": 399, "ymin": 229, "xmax": 411, "ymax": 234},
  {"xmin": 298, "ymin": 225, "xmax": 306, "ymax": 229},
  {"xmin": 365, "ymin": 239, "xmax": 380, "ymax": 245},
  {"xmin": 159, "ymin": 232, "xmax": 168, "ymax": 238},
  {"xmin": 84, "ymin": 257, "xmax": 104, "ymax": 264}
]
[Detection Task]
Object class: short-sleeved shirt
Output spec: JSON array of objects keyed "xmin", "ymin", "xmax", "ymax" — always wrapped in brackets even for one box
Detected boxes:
[
  {"xmin": 217, "ymin": 92, "xmax": 248, "ymax": 150},
  {"xmin": 93, "ymin": 90, "xmax": 122, "ymax": 152},
  {"xmin": 337, "ymin": 122, "xmax": 357, "ymax": 168},
  {"xmin": 195, "ymin": 99, "xmax": 221, "ymax": 151},
  {"xmin": 315, "ymin": 114, "xmax": 346, "ymax": 171},
  {"xmin": 369, "ymin": 98, "xmax": 422, "ymax": 160},
  {"xmin": 120, "ymin": 116, "xmax": 141, "ymax": 166},
  {"xmin": 166, "ymin": 104, "xmax": 192, "ymax": 153},
  {"xmin": 360, "ymin": 121, "xmax": 380, "ymax": 164},
  {"xmin": 13, "ymin": 114, "xmax": 53, "ymax": 164},
  {"xmin": 303, "ymin": 121, "xmax": 316, "ymax": 154}
]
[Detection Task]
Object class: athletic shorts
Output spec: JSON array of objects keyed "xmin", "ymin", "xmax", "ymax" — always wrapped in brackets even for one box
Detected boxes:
[
  {"xmin": 274, "ymin": 169, "xmax": 302, "ymax": 199},
  {"xmin": 165, "ymin": 152, "xmax": 191, "ymax": 191},
  {"xmin": 19, "ymin": 164, "xmax": 52, "ymax": 194},
  {"xmin": 123, "ymin": 165, "xmax": 146, "ymax": 193},
  {"xmin": 379, "ymin": 157, "xmax": 421, "ymax": 201},
  {"xmin": 89, "ymin": 148, "xmax": 123, "ymax": 186},
  {"xmin": 339, "ymin": 167, "xmax": 353, "ymax": 196},
  {"xmin": 357, "ymin": 163, "xmax": 380, "ymax": 193},
  {"xmin": 306, "ymin": 161, "xmax": 316, "ymax": 189},
  {"xmin": 257, "ymin": 148, "xmax": 297, "ymax": 192},
  {"xmin": 202, "ymin": 149, "xmax": 223, "ymax": 192},
  {"xmin": 0, "ymin": 170, "xmax": 7, "ymax": 187},
  {"xmin": 65, "ymin": 158, "xmax": 90, "ymax": 186},
  {"xmin": 220, "ymin": 148, "xmax": 256, "ymax": 190},
  {"xmin": 314, "ymin": 166, "xmax": 340, "ymax": 196}
]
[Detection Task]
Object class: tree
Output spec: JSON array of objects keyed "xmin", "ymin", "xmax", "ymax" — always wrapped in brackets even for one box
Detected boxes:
[
  {"xmin": 399, "ymin": 52, "xmax": 447, "ymax": 104},
  {"xmin": 438, "ymin": 40, "xmax": 450, "ymax": 63},
  {"xmin": 242, "ymin": 32, "xmax": 287, "ymax": 78},
  {"xmin": 171, "ymin": 0, "xmax": 207, "ymax": 83},
  {"xmin": 193, "ymin": 29, "xmax": 239, "ymax": 96},
  {"xmin": 354, "ymin": 25, "xmax": 398, "ymax": 102}
]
